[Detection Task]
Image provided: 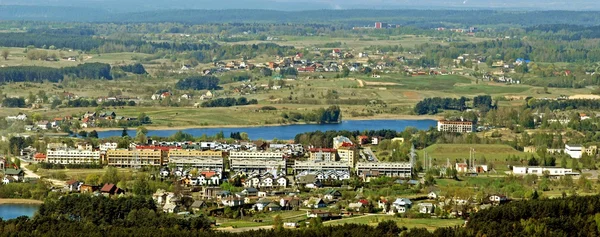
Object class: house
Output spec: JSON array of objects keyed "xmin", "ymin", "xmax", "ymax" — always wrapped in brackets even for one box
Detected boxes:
[
  {"xmin": 280, "ymin": 197, "xmax": 302, "ymax": 210},
  {"xmin": 266, "ymin": 202, "xmax": 281, "ymax": 211},
  {"xmin": 37, "ymin": 121, "xmax": 50, "ymax": 130},
  {"xmin": 33, "ymin": 153, "xmax": 47, "ymax": 162},
  {"xmin": 428, "ymin": 191, "xmax": 440, "ymax": 200},
  {"xmin": 284, "ymin": 222, "xmax": 299, "ymax": 228},
  {"xmin": 100, "ymin": 183, "xmax": 124, "ymax": 195},
  {"xmin": 392, "ymin": 198, "xmax": 412, "ymax": 213},
  {"xmin": 254, "ymin": 198, "xmax": 271, "ymax": 211},
  {"xmin": 348, "ymin": 202, "xmax": 362, "ymax": 210},
  {"xmin": 5, "ymin": 113, "xmax": 27, "ymax": 121},
  {"xmin": 305, "ymin": 198, "xmax": 327, "ymax": 209},
  {"xmin": 80, "ymin": 184, "xmax": 100, "ymax": 193},
  {"xmin": 242, "ymin": 187, "xmax": 259, "ymax": 197},
  {"xmin": 66, "ymin": 180, "xmax": 82, "ymax": 192},
  {"xmin": 163, "ymin": 202, "xmax": 179, "ymax": 213},
  {"xmin": 324, "ymin": 189, "xmax": 342, "ymax": 200},
  {"xmin": 488, "ymin": 195, "xmax": 508, "ymax": 204},
  {"xmin": 307, "ymin": 209, "xmax": 332, "ymax": 218},
  {"xmin": 180, "ymin": 94, "xmax": 192, "ymax": 100},
  {"xmin": 276, "ymin": 176, "xmax": 288, "ymax": 187},
  {"xmin": 418, "ymin": 203, "xmax": 435, "ymax": 214},
  {"xmin": 2, "ymin": 176, "xmax": 16, "ymax": 184},
  {"xmin": 222, "ymin": 197, "xmax": 244, "ymax": 207},
  {"xmin": 190, "ymin": 200, "xmax": 207, "ymax": 212},
  {"xmin": 296, "ymin": 174, "xmax": 321, "ymax": 188},
  {"xmin": 4, "ymin": 169, "xmax": 24, "ymax": 182}
]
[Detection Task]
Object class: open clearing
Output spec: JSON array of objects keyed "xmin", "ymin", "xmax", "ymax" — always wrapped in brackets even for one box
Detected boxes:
[{"xmin": 325, "ymin": 215, "xmax": 464, "ymax": 231}]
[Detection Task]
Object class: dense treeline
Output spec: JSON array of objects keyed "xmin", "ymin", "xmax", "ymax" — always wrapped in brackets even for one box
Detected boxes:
[
  {"xmin": 66, "ymin": 99, "xmax": 135, "ymax": 108},
  {"xmin": 117, "ymin": 63, "xmax": 147, "ymax": 74},
  {"xmin": 1, "ymin": 97, "xmax": 26, "ymax": 108},
  {"xmin": 175, "ymin": 76, "xmax": 220, "ymax": 90},
  {"xmin": 527, "ymin": 98, "xmax": 600, "ymax": 110},
  {"xmin": 294, "ymin": 129, "xmax": 398, "ymax": 147},
  {"xmin": 200, "ymin": 97, "xmax": 257, "ymax": 108},
  {"xmin": 526, "ymin": 24, "xmax": 600, "ymax": 40},
  {"xmin": 0, "ymin": 63, "xmax": 112, "ymax": 83},
  {"xmin": 0, "ymin": 33, "xmax": 103, "ymax": 51},
  {"xmin": 414, "ymin": 97, "xmax": 466, "ymax": 115},
  {"xmin": 188, "ymin": 43, "xmax": 295, "ymax": 63},
  {"xmin": 281, "ymin": 105, "xmax": 341, "ymax": 124}
]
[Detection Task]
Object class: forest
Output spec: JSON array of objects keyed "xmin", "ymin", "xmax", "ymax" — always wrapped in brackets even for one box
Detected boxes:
[
  {"xmin": 200, "ymin": 97, "xmax": 258, "ymax": 108},
  {"xmin": 294, "ymin": 129, "xmax": 399, "ymax": 148},
  {"xmin": 4, "ymin": 193, "xmax": 597, "ymax": 236},
  {"xmin": 527, "ymin": 98, "xmax": 600, "ymax": 110},
  {"xmin": 281, "ymin": 106, "xmax": 341, "ymax": 125},
  {"xmin": 414, "ymin": 97, "xmax": 467, "ymax": 115},
  {"xmin": 0, "ymin": 63, "xmax": 112, "ymax": 83},
  {"xmin": 175, "ymin": 76, "xmax": 221, "ymax": 90}
]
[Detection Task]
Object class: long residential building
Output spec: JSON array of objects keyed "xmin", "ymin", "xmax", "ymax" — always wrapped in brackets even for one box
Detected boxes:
[
  {"xmin": 512, "ymin": 166, "xmax": 578, "ymax": 176},
  {"xmin": 229, "ymin": 151, "xmax": 285, "ymax": 160},
  {"xmin": 293, "ymin": 161, "xmax": 350, "ymax": 174},
  {"xmin": 355, "ymin": 162, "xmax": 412, "ymax": 178},
  {"xmin": 437, "ymin": 120, "xmax": 475, "ymax": 133},
  {"xmin": 230, "ymin": 159, "xmax": 286, "ymax": 175},
  {"xmin": 46, "ymin": 149, "xmax": 101, "ymax": 164},
  {"xmin": 308, "ymin": 148, "xmax": 337, "ymax": 161},
  {"xmin": 106, "ymin": 149, "xmax": 166, "ymax": 167},
  {"xmin": 168, "ymin": 150, "xmax": 224, "ymax": 171}
]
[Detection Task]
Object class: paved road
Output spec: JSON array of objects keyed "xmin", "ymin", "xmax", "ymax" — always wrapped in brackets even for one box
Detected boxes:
[
  {"xmin": 21, "ymin": 163, "xmax": 67, "ymax": 187},
  {"xmin": 216, "ymin": 225, "xmax": 273, "ymax": 233},
  {"xmin": 363, "ymin": 147, "xmax": 379, "ymax": 162}
]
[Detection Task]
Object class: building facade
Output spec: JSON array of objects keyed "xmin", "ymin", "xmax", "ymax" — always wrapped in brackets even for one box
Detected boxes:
[
  {"xmin": 355, "ymin": 162, "xmax": 412, "ymax": 178},
  {"xmin": 46, "ymin": 149, "xmax": 101, "ymax": 164},
  {"xmin": 308, "ymin": 148, "xmax": 337, "ymax": 161},
  {"xmin": 106, "ymin": 149, "xmax": 166, "ymax": 167},
  {"xmin": 168, "ymin": 150, "xmax": 224, "ymax": 171},
  {"xmin": 437, "ymin": 120, "xmax": 475, "ymax": 133}
]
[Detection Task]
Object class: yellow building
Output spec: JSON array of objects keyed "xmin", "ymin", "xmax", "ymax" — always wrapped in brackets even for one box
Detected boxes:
[
  {"xmin": 168, "ymin": 150, "xmax": 224, "ymax": 170},
  {"xmin": 106, "ymin": 149, "xmax": 166, "ymax": 167},
  {"xmin": 337, "ymin": 146, "xmax": 359, "ymax": 169}
]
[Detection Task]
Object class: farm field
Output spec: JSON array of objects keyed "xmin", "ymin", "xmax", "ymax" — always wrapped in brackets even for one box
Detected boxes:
[{"xmin": 325, "ymin": 215, "xmax": 464, "ymax": 231}]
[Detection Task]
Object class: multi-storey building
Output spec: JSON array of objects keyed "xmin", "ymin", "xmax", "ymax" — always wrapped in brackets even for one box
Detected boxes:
[
  {"xmin": 355, "ymin": 162, "xmax": 412, "ymax": 178},
  {"xmin": 230, "ymin": 159, "xmax": 286, "ymax": 175},
  {"xmin": 437, "ymin": 120, "xmax": 475, "ymax": 133},
  {"xmin": 46, "ymin": 149, "xmax": 101, "ymax": 164},
  {"xmin": 337, "ymin": 146, "xmax": 359, "ymax": 168},
  {"xmin": 229, "ymin": 151, "xmax": 285, "ymax": 160},
  {"xmin": 106, "ymin": 149, "xmax": 166, "ymax": 167},
  {"xmin": 308, "ymin": 148, "xmax": 337, "ymax": 161},
  {"xmin": 168, "ymin": 150, "xmax": 224, "ymax": 171}
]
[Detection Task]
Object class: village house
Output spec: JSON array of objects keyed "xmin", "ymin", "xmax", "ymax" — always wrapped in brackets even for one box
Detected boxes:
[
  {"xmin": 418, "ymin": 203, "xmax": 436, "ymax": 214},
  {"xmin": 66, "ymin": 180, "xmax": 82, "ymax": 192},
  {"xmin": 37, "ymin": 121, "xmax": 50, "ymax": 130},
  {"xmin": 254, "ymin": 198, "xmax": 271, "ymax": 211},
  {"xmin": 3, "ymin": 168, "xmax": 24, "ymax": 183},
  {"xmin": 488, "ymin": 195, "xmax": 509, "ymax": 204},
  {"xmin": 324, "ymin": 189, "xmax": 342, "ymax": 200},
  {"xmin": 392, "ymin": 198, "xmax": 412, "ymax": 213},
  {"xmin": 280, "ymin": 197, "xmax": 302, "ymax": 210},
  {"xmin": 80, "ymin": 184, "xmax": 100, "ymax": 193},
  {"xmin": 100, "ymin": 183, "xmax": 124, "ymax": 196},
  {"xmin": 305, "ymin": 198, "xmax": 327, "ymax": 209},
  {"xmin": 190, "ymin": 200, "xmax": 207, "ymax": 212},
  {"xmin": 222, "ymin": 197, "xmax": 244, "ymax": 207}
]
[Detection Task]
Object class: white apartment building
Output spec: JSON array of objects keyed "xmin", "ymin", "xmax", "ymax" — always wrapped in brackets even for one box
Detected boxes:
[
  {"xmin": 355, "ymin": 162, "xmax": 412, "ymax": 178},
  {"xmin": 100, "ymin": 142, "xmax": 118, "ymax": 151},
  {"xmin": 46, "ymin": 149, "xmax": 101, "ymax": 164},
  {"xmin": 512, "ymin": 166, "xmax": 577, "ymax": 176},
  {"xmin": 437, "ymin": 120, "xmax": 475, "ymax": 133},
  {"xmin": 230, "ymin": 159, "xmax": 286, "ymax": 175},
  {"xmin": 229, "ymin": 151, "xmax": 285, "ymax": 160}
]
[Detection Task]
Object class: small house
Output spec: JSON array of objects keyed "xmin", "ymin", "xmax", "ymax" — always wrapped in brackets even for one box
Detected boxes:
[
  {"xmin": 242, "ymin": 187, "xmax": 259, "ymax": 196},
  {"xmin": 190, "ymin": 200, "xmax": 207, "ymax": 212},
  {"xmin": 4, "ymin": 169, "xmax": 24, "ymax": 182},
  {"xmin": 418, "ymin": 203, "xmax": 435, "ymax": 214},
  {"xmin": 66, "ymin": 180, "xmax": 82, "ymax": 192},
  {"xmin": 100, "ymin": 183, "xmax": 124, "ymax": 195},
  {"xmin": 392, "ymin": 198, "xmax": 412, "ymax": 213},
  {"xmin": 324, "ymin": 189, "xmax": 342, "ymax": 200}
]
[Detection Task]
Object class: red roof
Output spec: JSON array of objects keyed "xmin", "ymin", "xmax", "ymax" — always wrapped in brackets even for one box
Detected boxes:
[
  {"xmin": 308, "ymin": 148, "xmax": 337, "ymax": 153},
  {"xmin": 201, "ymin": 171, "xmax": 217, "ymax": 179},
  {"xmin": 358, "ymin": 199, "xmax": 369, "ymax": 205},
  {"xmin": 66, "ymin": 180, "xmax": 79, "ymax": 185},
  {"xmin": 34, "ymin": 153, "xmax": 46, "ymax": 160},
  {"xmin": 340, "ymin": 142, "xmax": 354, "ymax": 148},
  {"xmin": 101, "ymin": 183, "xmax": 116, "ymax": 193}
]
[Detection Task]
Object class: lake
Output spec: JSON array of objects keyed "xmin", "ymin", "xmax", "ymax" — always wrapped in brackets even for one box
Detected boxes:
[
  {"xmin": 0, "ymin": 204, "xmax": 39, "ymax": 220},
  {"xmin": 97, "ymin": 119, "xmax": 437, "ymax": 140}
]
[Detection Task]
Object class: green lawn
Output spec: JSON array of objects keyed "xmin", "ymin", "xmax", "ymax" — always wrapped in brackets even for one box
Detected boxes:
[
  {"xmin": 362, "ymin": 75, "xmax": 472, "ymax": 91},
  {"xmin": 449, "ymin": 84, "xmax": 531, "ymax": 94},
  {"xmin": 326, "ymin": 215, "xmax": 463, "ymax": 231},
  {"xmin": 419, "ymin": 144, "xmax": 530, "ymax": 170}
]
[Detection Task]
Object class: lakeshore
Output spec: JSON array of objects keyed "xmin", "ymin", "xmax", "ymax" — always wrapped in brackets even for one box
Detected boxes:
[
  {"xmin": 84, "ymin": 114, "xmax": 441, "ymax": 132},
  {"xmin": 0, "ymin": 199, "xmax": 43, "ymax": 205}
]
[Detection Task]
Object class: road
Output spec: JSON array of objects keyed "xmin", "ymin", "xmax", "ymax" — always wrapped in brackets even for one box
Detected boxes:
[
  {"xmin": 21, "ymin": 162, "xmax": 67, "ymax": 187},
  {"xmin": 363, "ymin": 147, "xmax": 379, "ymax": 162},
  {"xmin": 216, "ymin": 225, "xmax": 273, "ymax": 233}
]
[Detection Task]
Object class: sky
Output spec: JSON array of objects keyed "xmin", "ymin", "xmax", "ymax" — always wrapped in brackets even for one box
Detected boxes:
[{"xmin": 0, "ymin": 0, "xmax": 598, "ymax": 11}]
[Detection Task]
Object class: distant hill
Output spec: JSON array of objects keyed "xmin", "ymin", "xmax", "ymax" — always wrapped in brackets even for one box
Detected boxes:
[
  {"xmin": 1, "ymin": 0, "xmax": 600, "ymax": 11},
  {"xmin": 1, "ymin": 6, "xmax": 600, "ymax": 27}
]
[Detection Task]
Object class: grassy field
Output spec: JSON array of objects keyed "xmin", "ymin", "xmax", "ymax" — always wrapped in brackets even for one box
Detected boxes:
[
  {"xmin": 419, "ymin": 144, "xmax": 531, "ymax": 170},
  {"xmin": 325, "ymin": 215, "xmax": 463, "ymax": 231},
  {"xmin": 216, "ymin": 210, "xmax": 306, "ymax": 228}
]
